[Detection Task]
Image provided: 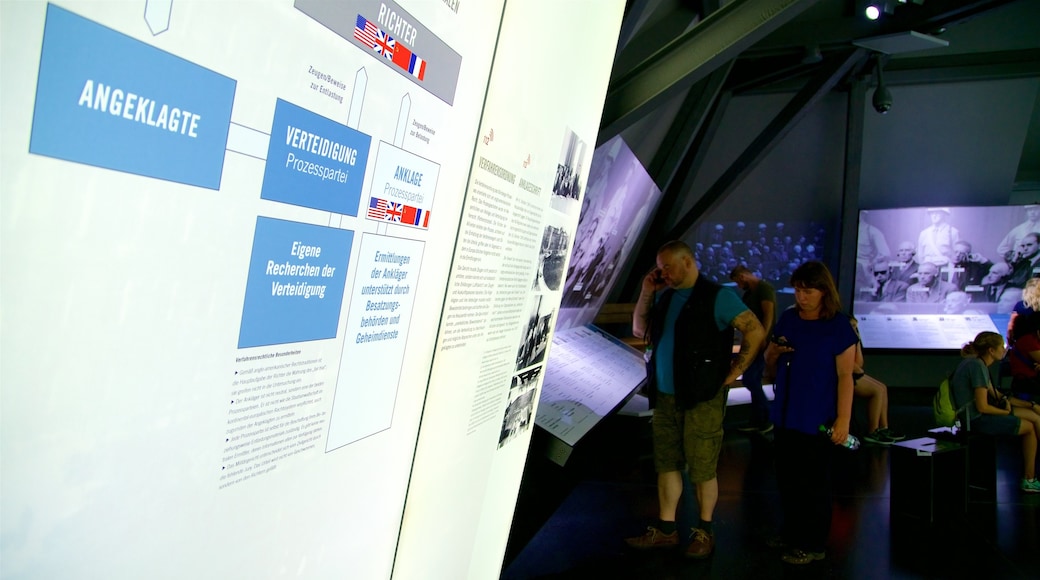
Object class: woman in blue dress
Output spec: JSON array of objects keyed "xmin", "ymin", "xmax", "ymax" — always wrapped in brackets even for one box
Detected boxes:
[{"xmin": 765, "ymin": 261, "xmax": 858, "ymax": 565}]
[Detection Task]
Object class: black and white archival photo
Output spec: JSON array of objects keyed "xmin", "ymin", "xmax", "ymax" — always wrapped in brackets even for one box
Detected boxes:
[
  {"xmin": 498, "ymin": 388, "xmax": 537, "ymax": 448},
  {"xmin": 511, "ymin": 365, "xmax": 544, "ymax": 393},
  {"xmin": 549, "ymin": 128, "xmax": 587, "ymax": 215},
  {"xmin": 534, "ymin": 224, "xmax": 569, "ymax": 291},
  {"xmin": 515, "ymin": 294, "xmax": 554, "ymax": 371}
]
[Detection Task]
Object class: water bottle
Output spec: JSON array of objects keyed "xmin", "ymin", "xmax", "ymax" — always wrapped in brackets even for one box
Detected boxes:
[{"xmin": 819, "ymin": 425, "xmax": 860, "ymax": 450}]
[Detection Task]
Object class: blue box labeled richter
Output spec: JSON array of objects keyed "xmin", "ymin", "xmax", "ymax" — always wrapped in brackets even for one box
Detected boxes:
[
  {"xmin": 238, "ymin": 217, "xmax": 353, "ymax": 349},
  {"xmin": 29, "ymin": 4, "xmax": 235, "ymax": 190},
  {"xmin": 261, "ymin": 99, "xmax": 371, "ymax": 215}
]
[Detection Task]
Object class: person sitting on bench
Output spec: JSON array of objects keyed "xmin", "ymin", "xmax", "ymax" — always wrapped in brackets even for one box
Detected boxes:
[{"xmin": 950, "ymin": 331, "xmax": 1040, "ymax": 493}]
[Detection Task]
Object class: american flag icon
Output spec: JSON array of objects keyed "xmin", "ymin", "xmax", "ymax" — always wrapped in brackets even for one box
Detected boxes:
[{"xmin": 367, "ymin": 197, "xmax": 389, "ymax": 219}]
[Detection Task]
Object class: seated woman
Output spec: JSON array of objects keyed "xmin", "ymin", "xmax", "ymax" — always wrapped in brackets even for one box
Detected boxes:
[
  {"xmin": 1008, "ymin": 311, "xmax": 1040, "ymax": 399},
  {"xmin": 849, "ymin": 317, "xmax": 904, "ymax": 445},
  {"xmin": 951, "ymin": 331, "xmax": 1040, "ymax": 493},
  {"xmin": 1007, "ymin": 277, "xmax": 1040, "ymax": 343}
]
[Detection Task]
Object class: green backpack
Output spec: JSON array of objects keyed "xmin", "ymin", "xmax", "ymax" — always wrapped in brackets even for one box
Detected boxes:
[{"xmin": 933, "ymin": 374, "xmax": 957, "ymax": 427}]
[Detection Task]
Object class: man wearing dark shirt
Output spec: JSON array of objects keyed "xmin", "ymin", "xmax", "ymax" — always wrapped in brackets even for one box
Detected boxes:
[
  {"xmin": 729, "ymin": 266, "xmax": 776, "ymax": 432},
  {"xmin": 866, "ymin": 259, "xmax": 909, "ymax": 302},
  {"xmin": 626, "ymin": 242, "xmax": 765, "ymax": 559},
  {"xmin": 1007, "ymin": 233, "xmax": 1040, "ymax": 288},
  {"xmin": 947, "ymin": 241, "xmax": 992, "ymax": 290}
]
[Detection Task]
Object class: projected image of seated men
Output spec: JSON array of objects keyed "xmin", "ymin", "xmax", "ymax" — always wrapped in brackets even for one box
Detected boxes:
[
  {"xmin": 851, "ymin": 206, "xmax": 1040, "ymax": 348},
  {"xmin": 861, "ymin": 259, "xmax": 908, "ymax": 302}
]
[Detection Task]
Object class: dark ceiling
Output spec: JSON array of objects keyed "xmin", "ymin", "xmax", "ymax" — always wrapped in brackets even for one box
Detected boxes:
[
  {"xmin": 601, "ymin": 0, "xmax": 1040, "ymax": 298},
  {"xmin": 601, "ymin": 0, "xmax": 1040, "ymax": 186}
]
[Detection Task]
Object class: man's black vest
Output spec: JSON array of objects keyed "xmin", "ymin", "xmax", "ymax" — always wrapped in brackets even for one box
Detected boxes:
[{"xmin": 647, "ymin": 278, "xmax": 735, "ymax": 410}]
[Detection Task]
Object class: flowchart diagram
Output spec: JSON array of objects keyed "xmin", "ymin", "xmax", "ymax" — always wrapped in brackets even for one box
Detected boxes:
[{"xmin": 27, "ymin": 2, "xmax": 457, "ymax": 453}]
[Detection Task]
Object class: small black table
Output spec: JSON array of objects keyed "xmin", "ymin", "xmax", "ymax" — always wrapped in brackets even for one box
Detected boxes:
[{"xmin": 890, "ymin": 437, "xmax": 968, "ymax": 524}]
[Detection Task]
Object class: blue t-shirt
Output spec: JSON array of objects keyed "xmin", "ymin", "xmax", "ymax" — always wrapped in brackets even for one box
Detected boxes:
[
  {"xmin": 1011, "ymin": 301, "xmax": 1037, "ymax": 340},
  {"xmin": 769, "ymin": 309, "xmax": 858, "ymax": 434},
  {"xmin": 655, "ymin": 286, "xmax": 748, "ymax": 395},
  {"xmin": 950, "ymin": 356, "xmax": 990, "ymax": 421},
  {"xmin": 1013, "ymin": 301, "xmax": 1033, "ymax": 318}
]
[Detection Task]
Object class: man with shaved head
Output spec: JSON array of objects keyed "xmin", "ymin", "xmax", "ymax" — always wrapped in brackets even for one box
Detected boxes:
[
  {"xmin": 907, "ymin": 262, "xmax": 957, "ymax": 303},
  {"xmin": 626, "ymin": 241, "xmax": 765, "ymax": 559}
]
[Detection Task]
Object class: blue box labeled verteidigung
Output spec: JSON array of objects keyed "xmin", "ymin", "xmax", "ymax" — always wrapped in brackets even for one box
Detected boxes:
[
  {"xmin": 238, "ymin": 217, "xmax": 353, "ymax": 349},
  {"xmin": 261, "ymin": 99, "xmax": 371, "ymax": 215},
  {"xmin": 30, "ymin": 4, "xmax": 235, "ymax": 190}
]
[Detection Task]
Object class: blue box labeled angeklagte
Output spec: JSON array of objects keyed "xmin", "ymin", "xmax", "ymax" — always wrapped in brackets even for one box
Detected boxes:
[{"xmin": 30, "ymin": 4, "xmax": 236, "ymax": 190}]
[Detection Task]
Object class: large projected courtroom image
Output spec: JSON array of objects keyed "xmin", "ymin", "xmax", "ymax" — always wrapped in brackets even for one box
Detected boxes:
[{"xmin": 850, "ymin": 205, "xmax": 1032, "ymax": 349}]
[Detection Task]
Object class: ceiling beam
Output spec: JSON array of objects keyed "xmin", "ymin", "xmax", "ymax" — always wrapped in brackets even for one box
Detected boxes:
[
  {"xmin": 662, "ymin": 48, "xmax": 869, "ymax": 241},
  {"xmin": 727, "ymin": 47, "xmax": 1040, "ymax": 96},
  {"xmin": 746, "ymin": 0, "xmax": 1021, "ymax": 55},
  {"xmin": 598, "ymin": 0, "xmax": 824, "ymax": 142},
  {"xmin": 618, "ymin": 69, "xmax": 734, "ymax": 298},
  {"xmin": 614, "ymin": 0, "xmax": 656, "ymax": 53},
  {"xmin": 647, "ymin": 63, "xmax": 734, "ymax": 186},
  {"xmin": 837, "ymin": 80, "xmax": 867, "ymax": 311},
  {"xmin": 611, "ymin": 1, "xmax": 703, "ymax": 78},
  {"xmin": 883, "ymin": 48, "xmax": 1040, "ymax": 83}
]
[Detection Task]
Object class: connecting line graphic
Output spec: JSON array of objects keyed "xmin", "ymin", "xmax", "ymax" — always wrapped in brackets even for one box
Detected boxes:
[
  {"xmin": 142, "ymin": 1, "xmax": 269, "ymax": 167},
  {"xmin": 347, "ymin": 68, "xmax": 367, "ymax": 130},
  {"xmin": 341, "ymin": 67, "xmax": 368, "ymax": 230},
  {"xmin": 226, "ymin": 122, "xmax": 269, "ymax": 161},
  {"xmin": 375, "ymin": 89, "xmax": 413, "ymax": 236},
  {"xmin": 356, "ymin": 70, "xmax": 417, "ymax": 238},
  {"xmin": 379, "ymin": 93, "xmax": 416, "ymax": 236},
  {"xmin": 395, "ymin": 94, "xmax": 411, "ymax": 148},
  {"xmin": 348, "ymin": 73, "xmax": 429, "ymax": 239},
  {"xmin": 144, "ymin": 0, "xmax": 172, "ymax": 36},
  {"xmin": 217, "ymin": 67, "xmax": 426, "ymax": 239},
  {"xmin": 135, "ymin": 0, "xmax": 434, "ymax": 241}
]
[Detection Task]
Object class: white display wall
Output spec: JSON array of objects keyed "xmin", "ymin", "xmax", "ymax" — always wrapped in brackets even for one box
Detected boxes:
[{"xmin": 0, "ymin": 1, "xmax": 624, "ymax": 578}]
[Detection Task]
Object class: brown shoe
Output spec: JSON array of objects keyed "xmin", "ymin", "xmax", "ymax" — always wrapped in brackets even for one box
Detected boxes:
[
  {"xmin": 780, "ymin": 548, "xmax": 825, "ymax": 564},
  {"xmin": 685, "ymin": 528, "xmax": 715, "ymax": 559},
  {"xmin": 624, "ymin": 526, "xmax": 679, "ymax": 549}
]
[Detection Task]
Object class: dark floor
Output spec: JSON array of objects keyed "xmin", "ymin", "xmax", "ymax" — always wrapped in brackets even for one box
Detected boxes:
[{"xmin": 502, "ymin": 390, "xmax": 1040, "ymax": 579}]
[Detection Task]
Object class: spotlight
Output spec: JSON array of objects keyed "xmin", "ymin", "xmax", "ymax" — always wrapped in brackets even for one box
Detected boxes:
[{"xmin": 862, "ymin": 1, "xmax": 896, "ymax": 20}]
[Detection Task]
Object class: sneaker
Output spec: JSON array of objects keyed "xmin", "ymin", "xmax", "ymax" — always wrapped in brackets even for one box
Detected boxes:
[
  {"xmin": 685, "ymin": 528, "xmax": 715, "ymax": 559},
  {"xmin": 625, "ymin": 526, "xmax": 679, "ymax": 549},
  {"xmin": 879, "ymin": 428, "xmax": 906, "ymax": 441},
  {"xmin": 781, "ymin": 548, "xmax": 825, "ymax": 565},
  {"xmin": 863, "ymin": 429, "xmax": 895, "ymax": 445},
  {"xmin": 1022, "ymin": 478, "xmax": 1040, "ymax": 493}
]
